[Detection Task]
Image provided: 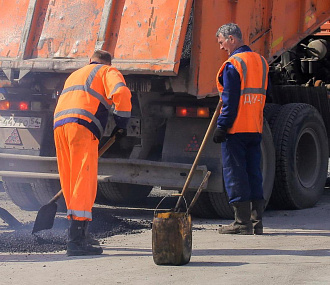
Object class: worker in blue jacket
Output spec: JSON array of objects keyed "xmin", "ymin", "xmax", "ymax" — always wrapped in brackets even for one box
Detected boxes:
[{"xmin": 213, "ymin": 23, "xmax": 270, "ymax": 235}]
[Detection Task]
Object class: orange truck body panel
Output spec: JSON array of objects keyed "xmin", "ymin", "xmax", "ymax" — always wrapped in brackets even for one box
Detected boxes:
[
  {"xmin": 0, "ymin": 0, "xmax": 329, "ymax": 96},
  {"xmin": 0, "ymin": 0, "xmax": 193, "ymax": 75}
]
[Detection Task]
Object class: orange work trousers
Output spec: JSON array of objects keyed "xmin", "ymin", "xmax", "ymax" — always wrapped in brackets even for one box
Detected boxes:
[{"xmin": 54, "ymin": 123, "xmax": 99, "ymax": 221}]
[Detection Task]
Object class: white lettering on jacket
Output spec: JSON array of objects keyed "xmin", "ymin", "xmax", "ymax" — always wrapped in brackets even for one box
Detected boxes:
[{"xmin": 243, "ymin": 94, "xmax": 264, "ymax": 105}]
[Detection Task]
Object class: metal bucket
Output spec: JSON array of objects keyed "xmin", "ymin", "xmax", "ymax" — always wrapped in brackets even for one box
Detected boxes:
[
  {"xmin": 151, "ymin": 171, "xmax": 211, "ymax": 266},
  {"xmin": 152, "ymin": 210, "xmax": 192, "ymax": 266}
]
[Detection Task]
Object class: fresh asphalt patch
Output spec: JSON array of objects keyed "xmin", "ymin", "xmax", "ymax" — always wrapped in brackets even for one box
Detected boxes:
[{"xmin": 0, "ymin": 207, "xmax": 151, "ymax": 253}]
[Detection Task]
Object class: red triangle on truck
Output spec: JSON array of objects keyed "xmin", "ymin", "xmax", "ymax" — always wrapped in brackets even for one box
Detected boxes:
[{"xmin": 5, "ymin": 128, "xmax": 22, "ymax": 145}]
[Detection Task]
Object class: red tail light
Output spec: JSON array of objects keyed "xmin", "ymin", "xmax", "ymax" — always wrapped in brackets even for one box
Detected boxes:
[
  {"xmin": 0, "ymin": 101, "xmax": 30, "ymax": 111},
  {"xmin": 176, "ymin": 107, "xmax": 210, "ymax": 118},
  {"xmin": 0, "ymin": 101, "xmax": 10, "ymax": 110},
  {"xmin": 176, "ymin": 107, "xmax": 189, "ymax": 117},
  {"xmin": 197, "ymin": 107, "xmax": 209, "ymax": 118},
  {"xmin": 18, "ymin": 101, "xmax": 29, "ymax": 111}
]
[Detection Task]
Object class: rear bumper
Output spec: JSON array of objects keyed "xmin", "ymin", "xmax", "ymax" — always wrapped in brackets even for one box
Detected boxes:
[{"xmin": 0, "ymin": 153, "xmax": 208, "ymax": 190}]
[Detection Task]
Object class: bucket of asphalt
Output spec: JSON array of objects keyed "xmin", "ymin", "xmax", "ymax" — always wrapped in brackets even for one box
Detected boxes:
[
  {"xmin": 152, "ymin": 196, "xmax": 192, "ymax": 266},
  {"xmin": 152, "ymin": 171, "xmax": 211, "ymax": 266}
]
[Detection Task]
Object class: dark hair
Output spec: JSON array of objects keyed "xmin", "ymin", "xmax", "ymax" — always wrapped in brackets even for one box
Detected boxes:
[
  {"xmin": 91, "ymin": 50, "xmax": 112, "ymax": 64},
  {"xmin": 216, "ymin": 23, "xmax": 242, "ymax": 40}
]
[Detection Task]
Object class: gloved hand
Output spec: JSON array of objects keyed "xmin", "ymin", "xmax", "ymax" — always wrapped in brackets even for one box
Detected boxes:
[
  {"xmin": 110, "ymin": 126, "xmax": 127, "ymax": 139},
  {"xmin": 213, "ymin": 127, "xmax": 227, "ymax": 143}
]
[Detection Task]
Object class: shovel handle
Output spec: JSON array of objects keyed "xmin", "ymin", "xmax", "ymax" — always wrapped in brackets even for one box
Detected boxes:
[
  {"xmin": 98, "ymin": 135, "xmax": 116, "ymax": 157},
  {"xmin": 48, "ymin": 189, "xmax": 63, "ymax": 204},
  {"xmin": 174, "ymin": 100, "xmax": 222, "ymax": 211},
  {"xmin": 154, "ymin": 194, "xmax": 188, "ymax": 217}
]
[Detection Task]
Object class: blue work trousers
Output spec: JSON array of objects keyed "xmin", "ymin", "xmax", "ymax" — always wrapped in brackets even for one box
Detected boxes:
[{"xmin": 221, "ymin": 133, "xmax": 264, "ymax": 203}]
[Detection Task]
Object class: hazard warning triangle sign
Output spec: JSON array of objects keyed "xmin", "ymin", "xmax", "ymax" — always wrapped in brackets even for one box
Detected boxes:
[
  {"xmin": 5, "ymin": 128, "xmax": 22, "ymax": 145},
  {"xmin": 184, "ymin": 134, "xmax": 200, "ymax": 152}
]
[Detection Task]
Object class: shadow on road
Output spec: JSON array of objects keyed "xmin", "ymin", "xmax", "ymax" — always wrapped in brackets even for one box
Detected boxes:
[{"xmin": 193, "ymin": 248, "xmax": 330, "ymax": 257}]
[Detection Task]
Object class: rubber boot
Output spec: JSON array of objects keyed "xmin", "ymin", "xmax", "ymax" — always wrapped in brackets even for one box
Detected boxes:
[
  {"xmin": 84, "ymin": 221, "xmax": 100, "ymax": 246},
  {"xmin": 218, "ymin": 201, "xmax": 253, "ymax": 235},
  {"xmin": 251, "ymin": 199, "xmax": 265, "ymax": 235},
  {"xmin": 66, "ymin": 220, "xmax": 103, "ymax": 256}
]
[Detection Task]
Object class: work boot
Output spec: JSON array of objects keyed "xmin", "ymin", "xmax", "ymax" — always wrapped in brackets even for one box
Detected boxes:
[
  {"xmin": 84, "ymin": 221, "xmax": 100, "ymax": 246},
  {"xmin": 86, "ymin": 235, "xmax": 100, "ymax": 246},
  {"xmin": 251, "ymin": 199, "xmax": 265, "ymax": 235},
  {"xmin": 66, "ymin": 220, "xmax": 103, "ymax": 256},
  {"xmin": 218, "ymin": 201, "xmax": 253, "ymax": 235}
]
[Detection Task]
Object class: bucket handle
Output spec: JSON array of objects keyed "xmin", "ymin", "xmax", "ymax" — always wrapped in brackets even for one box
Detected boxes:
[
  {"xmin": 154, "ymin": 194, "xmax": 189, "ymax": 217},
  {"xmin": 154, "ymin": 170, "xmax": 211, "ymax": 217}
]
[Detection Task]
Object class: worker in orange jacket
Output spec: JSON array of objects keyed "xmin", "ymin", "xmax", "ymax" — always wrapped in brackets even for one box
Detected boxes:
[
  {"xmin": 54, "ymin": 50, "xmax": 132, "ymax": 256},
  {"xmin": 213, "ymin": 23, "xmax": 269, "ymax": 235}
]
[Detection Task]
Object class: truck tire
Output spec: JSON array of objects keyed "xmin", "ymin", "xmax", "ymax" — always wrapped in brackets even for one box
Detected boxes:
[
  {"xmin": 98, "ymin": 182, "xmax": 152, "ymax": 204},
  {"xmin": 263, "ymin": 103, "xmax": 281, "ymax": 129},
  {"xmin": 30, "ymin": 179, "xmax": 67, "ymax": 212},
  {"xmin": 2, "ymin": 179, "xmax": 41, "ymax": 211},
  {"xmin": 208, "ymin": 191, "xmax": 234, "ymax": 219},
  {"xmin": 260, "ymin": 120, "xmax": 276, "ymax": 205},
  {"xmin": 208, "ymin": 120, "xmax": 275, "ymax": 219},
  {"xmin": 326, "ymin": 177, "xmax": 330, "ymax": 188},
  {"xmin": 270, "ymin": 103, "xmax": 329, "ymax": 209},
  {"xmin": 94, "ymin": 188, "xmax": 108, "ymax": 204}
]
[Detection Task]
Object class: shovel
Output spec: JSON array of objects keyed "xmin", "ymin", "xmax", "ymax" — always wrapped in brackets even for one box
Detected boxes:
[{"xmin": 32, "ymin": 134, "xmax": 117, "ymax": 234}]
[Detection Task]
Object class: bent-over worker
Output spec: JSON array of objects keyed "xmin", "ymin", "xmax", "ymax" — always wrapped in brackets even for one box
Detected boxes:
[
  {"xmin": 213, "ymin": 23, "xmax": 269, "ymax": 235},
  {"xmin": 54, "ymin": 50, "xmax": 132, "ymax": 255}
]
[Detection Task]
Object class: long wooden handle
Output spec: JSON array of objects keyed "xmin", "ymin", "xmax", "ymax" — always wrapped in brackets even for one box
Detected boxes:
[
  {"xmin": 174, "ymin": 100, "xmax": 222, "ymax": 211},
  {"xmin": 49, "ymin": 135, "xmax": 117, "ymax": 204},
  {"xmin": 187, "ymin": 171, "xmax": 211, "ymax": 214},
  {"xmin": 98, "ymin": 135, "xmax": 116, "ymax": 157}
]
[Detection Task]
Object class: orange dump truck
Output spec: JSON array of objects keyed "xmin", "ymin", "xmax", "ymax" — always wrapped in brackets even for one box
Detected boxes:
[{"xmin": 0, "ymin": 0, "xmax": 329, "ymax": 218}]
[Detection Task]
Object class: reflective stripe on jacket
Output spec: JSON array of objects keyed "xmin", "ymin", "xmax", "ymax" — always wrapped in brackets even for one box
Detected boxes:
[
  {"xmin": 54, "ymin": 63, "xmax": 132, "ymax": 139},
  {"xmin": 216, "ymin": 52, "xmax": 268, "ymax": 134}
]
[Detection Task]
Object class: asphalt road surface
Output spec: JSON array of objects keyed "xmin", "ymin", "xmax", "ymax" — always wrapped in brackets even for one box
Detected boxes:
[{"xmin": 0, "ymin": 184, "xmax": 330, "ymax": 285}]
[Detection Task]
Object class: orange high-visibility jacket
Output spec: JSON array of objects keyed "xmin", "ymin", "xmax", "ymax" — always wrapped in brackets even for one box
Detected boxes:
[
  {"xmin": 54, "ymin": 63, "xmax": 132, "ymax": 139},
  {"xmin": 216, "ymin": 52, "xmax": 269, "ymax": 134}
]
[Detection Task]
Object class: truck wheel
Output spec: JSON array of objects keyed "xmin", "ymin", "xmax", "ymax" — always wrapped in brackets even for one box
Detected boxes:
[
  {"xmin": 271, "ymin": 103, "xmax": 329, "ymax": 209},
  {"xmin": 98, "ymin": 182, "xmax": 152, "ymax": 204},
  {"xmin": 326, "ymin": 177, "xmax": 330, "ymax": 188},
  {"xmin": 30, "ymin": 179, "xmax": 67, "ymax": 212},
  {"xmin": 208, "ymin": 120, "xmax": 275, "ymax": 219},
  {"xmin": 94, "ymin": 187, "xmax": 108, "ymax": 204},
  {"xmin": 2, "ymin": 179, "xmax": 41, "ymax": 211},
  {"xmin": 260, "ymin": 120, "xmax": 276, "ymax": 205},
  {"xmin": 264, "ymin": 103, "xmax": 281, "ymax": 129},
  {"xmin": 208, "ymin": 191, "xmax": 234, "ymax": 219}
]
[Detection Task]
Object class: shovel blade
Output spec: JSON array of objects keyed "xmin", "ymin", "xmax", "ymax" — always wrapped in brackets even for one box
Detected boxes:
[{"xmin": 32, "ymin": 202, "xmax": 58, "ymax": 234}]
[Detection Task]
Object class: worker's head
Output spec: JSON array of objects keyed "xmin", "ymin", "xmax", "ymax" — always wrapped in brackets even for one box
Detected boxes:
[
  {"xmin": 90, "ymin": 50, "xmax": 112, "ymax": 65},
  {"xmin": 216, "ymin": 23, "xmax": 244, "ymax": 55}
]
